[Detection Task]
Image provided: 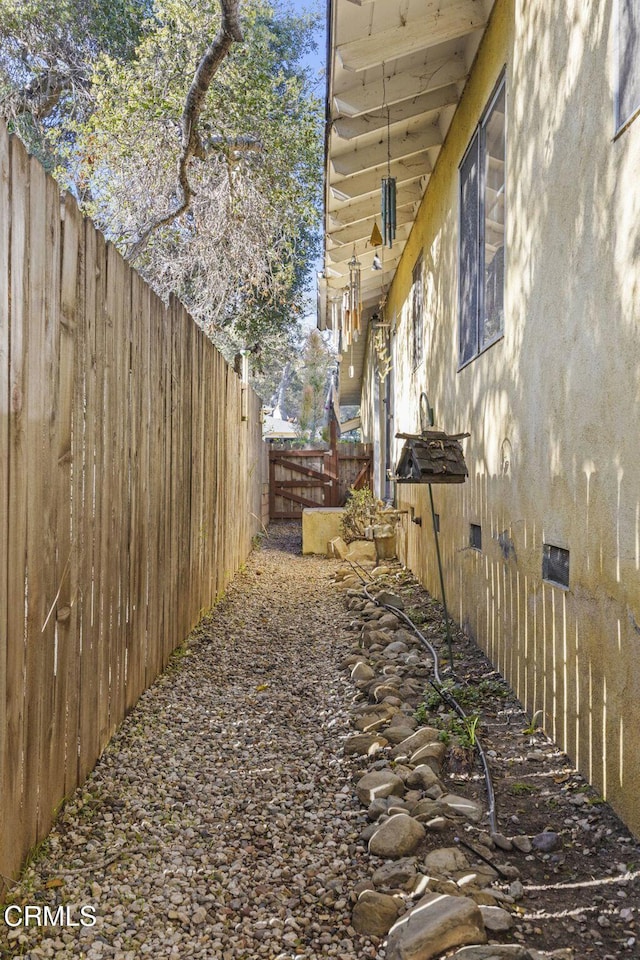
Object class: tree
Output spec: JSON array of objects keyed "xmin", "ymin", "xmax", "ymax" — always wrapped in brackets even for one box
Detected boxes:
[
  {"xmin": 73, "ymin": 0, "xmax": 322, "ymax": 362},
  {"xmin": 0, "ymin": 0, "xmax": 323, "ymax": 365},
  {"xmin": 124, "ymin": 0, "xmax": 244, "ymax": 260},
  {"xmin": 296, "ymin": 329, "xmax": 333, "ymax": 441},
  {"xmin": 0, "ymin": 0, "xmax": 151, "ymax": 168}
]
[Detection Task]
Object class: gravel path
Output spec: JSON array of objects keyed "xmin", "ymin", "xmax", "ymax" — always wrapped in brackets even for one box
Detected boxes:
[{"xmin": 2, "ymin": 523, "xmax": 381, "ymax": 960}]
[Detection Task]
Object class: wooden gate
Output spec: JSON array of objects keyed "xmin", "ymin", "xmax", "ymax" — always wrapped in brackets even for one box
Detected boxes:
[{"xmin": 269, "ymin": 432, "xmax": 372, "ymax": 520}]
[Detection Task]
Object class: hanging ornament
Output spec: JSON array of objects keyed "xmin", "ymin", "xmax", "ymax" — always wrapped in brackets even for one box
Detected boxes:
[
  {"xmin": 330, "ymin": 297, "xmax": 340, "ymax": 331},
  {"xmin": 381, "ymin": 176, "xmax": 396, "ymax": 248},
  {"xmin": 370, "ymin": 220, "xmax": 383, "ymax": 269},
  {"xmin": 348, "ymin": 250, "xmax": 362, "ymax": 335},
  {"xmin": 341, "ymin": 285, "xmax": 351, "ymax": 347},
  {"xmin": 369, "ymin": 220, "xmax": 383, "ymax": 247},
  {"xmin": 380, "ymin": 69, "xmax": 396, "ymax": 249}
]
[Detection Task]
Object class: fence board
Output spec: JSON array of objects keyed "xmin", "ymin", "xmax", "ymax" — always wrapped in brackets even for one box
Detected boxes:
[
  {"xmin": 117, "ymin": 254, "xmax": 132, "ymax": 712},
  {"xmin": 95, "ymin": 229, "xmax": 111, "ymax": 751},
  {"xmin": 126, "ymin": 272, "xmax": 145, "ymax": 709},
  {"xmin": 160, "ymin": 301, "xmax": 172, "ymax": 667},
  {"xmin": 0, "ymin": 122, "xmax": 10, "ymax": 881},
  {"xmin": 6, "ymin": 134, "xmax": 30, "ymax": 875},
  {"xmin": 114, "ymin": 250, "xmax": 129, "ymax": 725},
  {"xmin": 268, "ymin": 443, "xmax": 373, "ymax": 519},
  {"xmin": 58, "ymin": 192, "xmax": 81, "ymax": 799},
  {"xmin": 146, "ymin": 292, "xmax": 163, "ymax": 686},
  {"xmin": 0, "ymin": 123, "xmax": 267, "ymax": 893},
  {"xmin": 24, "ymin": 157, "xmax": 49, "ymax": 846},
  {"xmin": 168, "ymin": 298, "xmax": 181, "ymax": 654},
  {"xmin": 78, "ymin": 219, "xmax": 99, "ymax": 783},
  {"xmin": 69, "ymin": 190, "xmax": 86, "ymax": 798}
]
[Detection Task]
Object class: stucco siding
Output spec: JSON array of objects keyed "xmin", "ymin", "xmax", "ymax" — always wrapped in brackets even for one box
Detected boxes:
[{"xmin": 372, "ymin": 0, "xmax": 640, "ymax": 833}]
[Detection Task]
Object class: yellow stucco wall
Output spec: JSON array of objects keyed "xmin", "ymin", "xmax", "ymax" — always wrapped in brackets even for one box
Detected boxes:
[{"xmin": 372, "ymin": 0, "xmax": 640, "ymax": 834}]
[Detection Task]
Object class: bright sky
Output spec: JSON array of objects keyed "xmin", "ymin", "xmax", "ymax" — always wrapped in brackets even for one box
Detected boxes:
[{"xmin": 299, "ymin": 5, "xmax": 327, "ymax": 333}]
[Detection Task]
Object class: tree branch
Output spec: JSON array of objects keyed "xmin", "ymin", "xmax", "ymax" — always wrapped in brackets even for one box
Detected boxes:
[
  {"xmin": 1, "ymin": 69, "xmax": 71, "ymax": 123},
  {"xmin": 126, "ymin": 0, "xmax": 243, "ymax": 262}
]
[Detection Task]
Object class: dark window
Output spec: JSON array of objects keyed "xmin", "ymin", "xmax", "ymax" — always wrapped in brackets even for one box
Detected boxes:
[
  {"xmin": 542, "ymin": 544, "xmax": 570, "ymax": 588},
  {"xmin": 459, "ymin": 76, "xmax": 506, "ymax": 366},
  {"xmin": 470, "ymin": 523, "xmax": 482, "ymax": 551},
  {"xmin": 459, "ymin": 137, "xmax": 479, "ymax": 366},
  {"xmin": 618, "ymin": 0, "xmax": 640, "ymax": 130},
  {"xmin": 412, "ymin": 254, "xmax": 424, "ymax": 368}
]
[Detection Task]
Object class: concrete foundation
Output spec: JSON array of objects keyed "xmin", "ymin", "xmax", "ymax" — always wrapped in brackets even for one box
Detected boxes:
[{"xmin": 302, "ymin": 507, "xmax": 345, "ymax": 555}]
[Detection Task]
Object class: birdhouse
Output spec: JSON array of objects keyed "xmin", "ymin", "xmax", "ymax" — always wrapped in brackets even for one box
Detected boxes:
[{"xmin": 395, "ymin": 430, "xmax": 469, "ymax": 484}]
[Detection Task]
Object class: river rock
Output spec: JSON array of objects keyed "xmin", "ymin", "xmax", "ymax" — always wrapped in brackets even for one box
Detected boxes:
[
  {"xmin": 377, "ymin": 592, "xmax": 405, "ymax": 609},
  {"xmin": 424, "ymin": 816, "xmax": 449, "ymax": 832},
  {"xmin": 344, "ymin": 732, "xmax": 389, "ymax": 756},
  {"xmin": 384, "ymin": 726, "xmax": 420, "ymax": 745},
  {"xmin": 411, "ymin": 798, "xmax": 445, "ymax": 821},
  {"xmin": 372, "ymin": 857, "xmax": 418, "ymax": 891},
  {"xmin": 388, "ymin": 711, "xmax": 418, "ymax": 729},
  {"xmin": 386, "ymin": 893, "xmax": 487, "ymax": 960},
  {"xmin": 511, "ymin": 835, "xmax": 533, "ymax": 854},
  {"xmin": 410, "ymin": 741, "xmax": 447, "ymax": 767},
  {"xmin": 352, "ymin": 890, "xmax": 400, "ymax": 936},
  {"xmin": 367, "ymin": 798, "xmax": 391, "ymax": 821},
  {"xmin": 479, "ymin": 906, "xmax": 514, "ymax": 931},
  {"xmin": 356, "ymin": 770, "xmax": 405, "ymax": 804},
  {"xmin": 405, "ymin": 766, "xmax": 440, "ymax": 793},
  {"xmin": 509, "ymin": 880, "xmax": 524, "ymax": 900},
  {"xmin": 369, "ymin": 814, "xmax": 426, "ymax": 858},
  {"xmin": 372, "ymin": 683, "xmax": 405, "ymax": 702},
  {"xmin": 351, "ymin": 661, "xmax": 375, "ymax": 683},
  {"xmin": 384, "ymin": 640, "xmax": 410, "ymax": 656},
  {"xmin": 354, "ymin": 707, "xmax": 394, "ymax": 732},
  {"xmin": 424, "ymin": 846, "xmax": 471, "ymax": 875},
  {"xmin": 532, "ymin": 831, "xmax": 561, "ymax": 853},
  {"xmin": 379, "ymin": 613, "xmax": 401, "ymax": 629},
  {"xmin": 440, "ymin": 794, "xmax": 484, "ymax": 823},
  {"xmin": 491, "ymin": 832, "xmax": 514, "ymax": 851},
  {"xmin": 392, "ymin": 727, "xmax": 441, "ymax": 758},
  {"xmin": 451, "ymin": 947, "xmax": 532, "ymax": 960}
]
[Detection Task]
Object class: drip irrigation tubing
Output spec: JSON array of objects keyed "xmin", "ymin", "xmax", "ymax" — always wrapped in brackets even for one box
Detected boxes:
[{"xmin": 346, "ymin": 560, "xmax": 499, "ymax": 836}]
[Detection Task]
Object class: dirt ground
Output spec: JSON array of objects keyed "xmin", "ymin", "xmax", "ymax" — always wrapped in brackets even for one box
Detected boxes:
[
  {"xmin": 362, "ymin": 559, "xmax": 640, "ymax": 959},
  {"xmin": 2, "ymin": 522, "xmax": 639, "ymax": 960}
]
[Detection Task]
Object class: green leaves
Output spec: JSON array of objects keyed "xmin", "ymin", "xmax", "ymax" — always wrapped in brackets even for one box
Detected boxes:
[
  {"xmin": 1, "ymin": 0, "xmax": 323, "ymax": 366},
  {"xmin": 89, "ymin": 0, "xmax": 322, "ymax": 358}
]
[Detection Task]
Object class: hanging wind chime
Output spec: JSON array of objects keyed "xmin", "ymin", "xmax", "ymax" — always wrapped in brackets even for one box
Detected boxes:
[
  {"xmin": 341, "ymin": 285, "xmax": 351, "ymax": 347},
  {"xmin": 380, "ymin": 70, "xmax": 396, "ymax": 249},
  {"xmin": 381, "ymin": 174, "xmax": 396, "ymax": 248},
  {"xmin": 346, "ymin": 248, "xmax": 362, "ymax": 342}
]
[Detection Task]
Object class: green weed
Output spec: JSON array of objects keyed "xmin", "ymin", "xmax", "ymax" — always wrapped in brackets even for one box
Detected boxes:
[
  {"xmin": 523, "ymin": 709, "xmax": 543, "ymax": 734},
  {"xmin": 510, "ymin": 781, "xmax": 536, "ymax": 795},
  {"xmin": 414, "ymin": 702, "xmax": 428, "ymax": 724}
]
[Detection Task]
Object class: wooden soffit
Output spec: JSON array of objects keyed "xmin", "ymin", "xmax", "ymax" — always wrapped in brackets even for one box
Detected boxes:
[{"xmin": 318, "ymin": 0, "xmax": 496, "ymax": 354}]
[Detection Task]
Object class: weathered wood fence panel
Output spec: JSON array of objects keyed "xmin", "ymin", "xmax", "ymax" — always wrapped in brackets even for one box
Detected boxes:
[
  {"xmin": 0, "ymin": 128, "xmax": 266, "ymax": 892},
  {"xmin": 269, "ymin": 440, "xmax": 373, "ymax": 519}
]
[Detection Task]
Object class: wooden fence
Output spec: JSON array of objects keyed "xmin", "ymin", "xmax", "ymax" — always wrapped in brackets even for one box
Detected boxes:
[
  {"xmin": 0, "ymin": 126, "xmax": 266, "ymax": 891},
  {"xmin": 269, "ymin": 438, "xmax": 372, "ymax": 519}
]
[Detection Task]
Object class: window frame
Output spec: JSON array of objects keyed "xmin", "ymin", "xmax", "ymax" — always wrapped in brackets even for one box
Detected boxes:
[
  {"xmin": 412, "ymin": 252, "xmax": 424, "ymax": 370},
  {"xmin": 615, "ymin": 0, "xmax": 640, "ymax": 136},
  {"xmin": 458, "ymin": 72, "xmax": 506, "ymax": 370}
]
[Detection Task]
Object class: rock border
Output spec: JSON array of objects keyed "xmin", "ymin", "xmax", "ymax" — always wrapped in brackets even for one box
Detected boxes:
[{"xmin": 332, "ymin": 561, "xmax": 575, "ymax": 960}]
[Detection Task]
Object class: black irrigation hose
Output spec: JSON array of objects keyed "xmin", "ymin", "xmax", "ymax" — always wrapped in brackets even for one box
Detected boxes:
[{"xmin": 347, "ymin": 561, "xmax": 499, "ymax": 836}]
